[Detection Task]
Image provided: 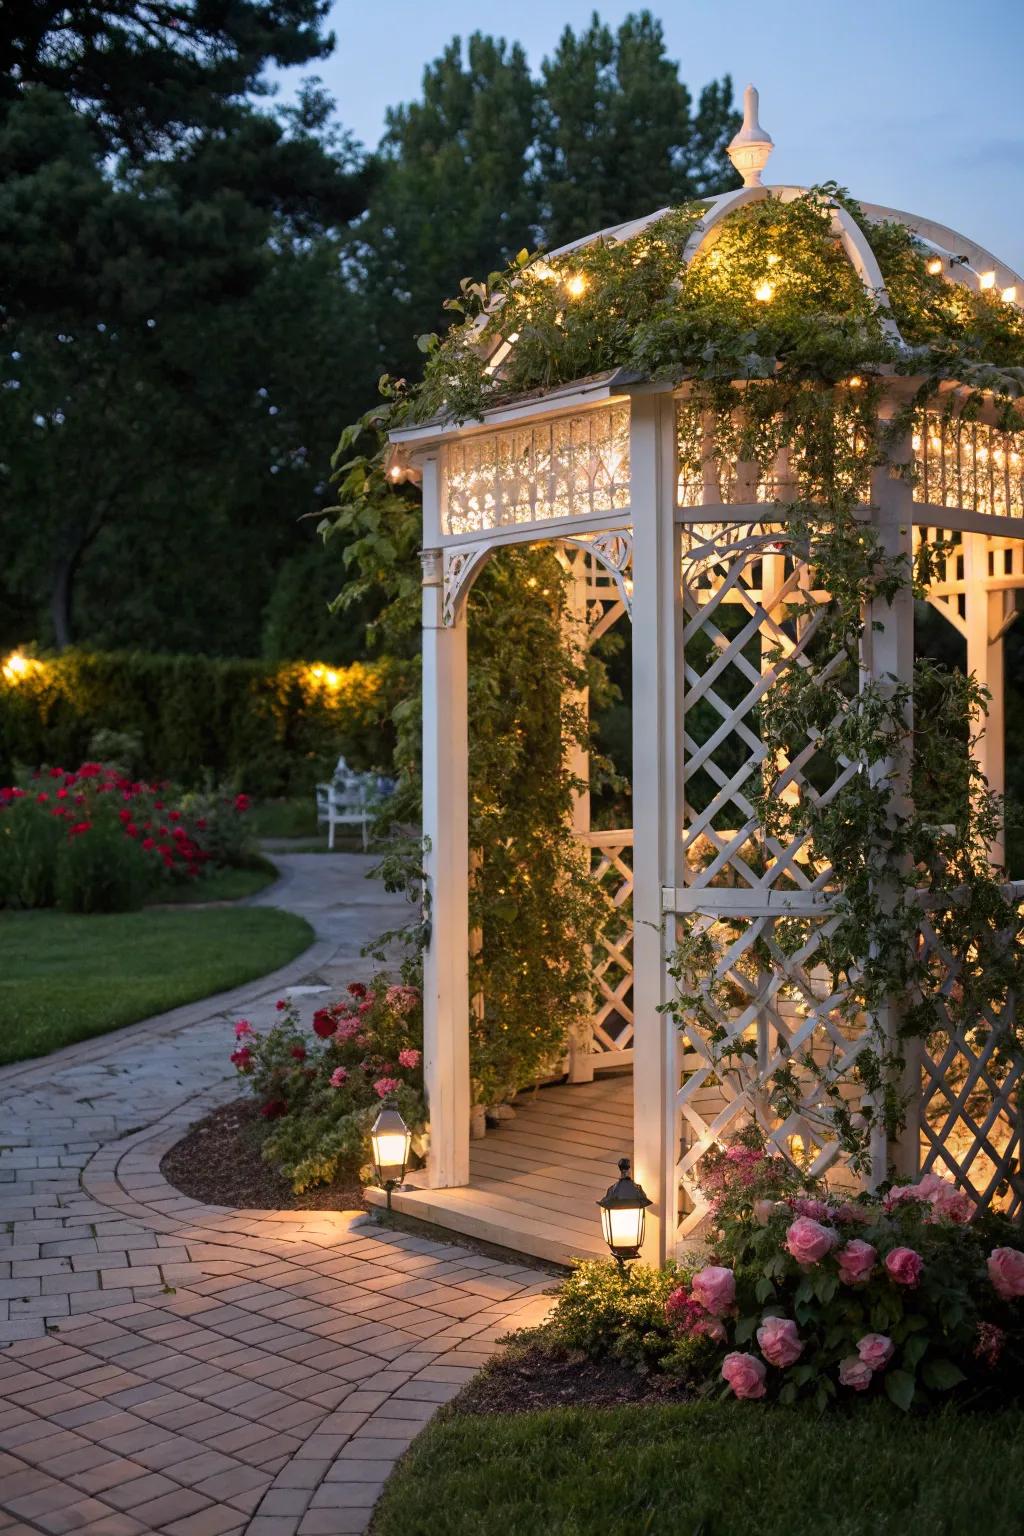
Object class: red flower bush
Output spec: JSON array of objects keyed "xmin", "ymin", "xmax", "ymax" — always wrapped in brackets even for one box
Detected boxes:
[
  {"xmin": 0, "ymin": 762, "xmax": 254, "ymax": 911},
  {"xmin": 229, "ymin": 981, "xmax": 425, "ymax": 1192}
]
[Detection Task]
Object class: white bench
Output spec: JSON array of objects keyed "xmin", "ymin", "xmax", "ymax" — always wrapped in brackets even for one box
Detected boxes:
[{"xmin": 315, "ymin": 775, "xmax": 373, "ymax": 850}]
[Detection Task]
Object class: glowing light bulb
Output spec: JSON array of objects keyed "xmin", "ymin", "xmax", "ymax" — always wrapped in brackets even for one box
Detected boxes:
[
  {"xmin": 930, "ymin": 436, "xmax": 941, "ymax": 452},
  {"xmin": 1001, "ymin": 285, "xmax": 1017, "ymax": 304},
  {"xmin": 847, "ymin": 375, "xmax": 863, "ymax": 389},
  {"xmin": 912, "ymin": 433, "xmax": 922, "ymax": 451},
  {"xmin": 389, "ymin": 465, "xmax": 402, "ymax": 480},
  {"xmin": 3, "ymin": 652, "xmax": 28, "ymax": 682},
  {"xmin": 766, "ymin": 253, "xmax": 781, "ymax": 266},
  {"xmin": 979, "ymin": 270, "xmax": 996, "ymax": 290},
  {"xmin": 926, "ymin": 257, "xmax": 943, "ymax": 276},
  {"xmin": 754, "ymin": 281, "xmax": 774, "ymax": 303},
  {"xmin": 565, "ymin": 273, "xmax": 587, "ymax": 299}
]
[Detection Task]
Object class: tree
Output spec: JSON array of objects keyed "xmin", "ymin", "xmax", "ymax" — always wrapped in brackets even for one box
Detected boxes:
[
  {"xmin": 0, "ymin": 88, "xmax": 371, "ymax": 650},
  {"xmin": 354, "ymin": 33, "xmax": 540, "ymax": 384},
  {"xmin": 1, "ymin": 0, "xmax": 334, "ymax": 156},
  {"xmin": 536, "ymin": 11, "xmax": 741, "ymax": 249}
]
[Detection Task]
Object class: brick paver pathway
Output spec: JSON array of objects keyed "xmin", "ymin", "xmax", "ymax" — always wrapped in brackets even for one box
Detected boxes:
[{"xmin": 0, "ymin": 856, "xmax": 553, "ymax": 1536}]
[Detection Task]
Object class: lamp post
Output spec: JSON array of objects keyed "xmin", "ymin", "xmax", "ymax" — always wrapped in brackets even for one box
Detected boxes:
[
  {"xmin": 597, "ymin": 1157, "xmax": 652, "ymax": 1270},
  {"xmin": 370, "ymin": 1100, "xmax": 411, "ymax": 1211}
]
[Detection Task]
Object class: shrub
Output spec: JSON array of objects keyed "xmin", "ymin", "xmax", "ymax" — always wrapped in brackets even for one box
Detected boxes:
[
  {"xmin": 545, "ymin": 1134, "xmax": 1024, "ymax": 1411},
  {"xmin": 0, "ymin": 649, "xmax": 404, "ymax": 796},
  {"xmin": 0, "ymin": 794, "xmax": 64, "ymax": 907},
  {"xmin": 54, "ymin": 808, "xmax": 151, "ymax": 913},
  {"xmin": 231, "ymin": 981, "xmax": 426, "ymax": 1192},
  {"xmin": 0, "ymin": 763, "xmax": 255, "ymax": 910}
]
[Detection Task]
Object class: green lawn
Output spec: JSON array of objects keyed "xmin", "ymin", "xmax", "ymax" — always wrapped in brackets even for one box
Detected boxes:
[
  {"xmin": 370, "ymin": 1400, "xmax": 1024, "ymax": 1536},
  {"xmin": 151, "ymin": 856, "xmax": 279, "ymax": 904},
  {"xmin": 0, "ymin": 906, "xmax": 313, "ymax": 1064},
  {"xmin": 247, "ymin": 796, "xmax": 319, "ymax": 839}
]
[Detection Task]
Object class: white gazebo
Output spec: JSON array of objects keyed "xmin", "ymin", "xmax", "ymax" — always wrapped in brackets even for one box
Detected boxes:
[{"xmin": 367, "ymin": 89, "xmax": 1024, "ymax": 1265}]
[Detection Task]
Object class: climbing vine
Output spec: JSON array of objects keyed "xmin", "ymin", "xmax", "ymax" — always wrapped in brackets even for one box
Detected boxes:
[{"xmin": 323, "ymin": 184, "xmax": 1024, "ymax": 1163}]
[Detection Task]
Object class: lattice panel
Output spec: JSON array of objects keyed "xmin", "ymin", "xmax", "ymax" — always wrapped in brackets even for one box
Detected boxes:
[
  {"xmin": 583, "ymin": 831, "xmax": 635, "ymax": 1058},
  {"xmin": 672, "ymin": 524, "xmax": 872, "ymax": 1237},
  {"xmin": 917, "ymin": 901, "xmax": 1024, "ymax": 1218}
]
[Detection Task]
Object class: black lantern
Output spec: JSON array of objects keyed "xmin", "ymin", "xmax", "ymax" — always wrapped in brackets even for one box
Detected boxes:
[
  {"xmin": 597, "ymin": 1157, "xmax": 652, "ymax": 1268},
  {"xmin": 370, "ymin": 1100, "xmax": 411, "ymax": 1210}
]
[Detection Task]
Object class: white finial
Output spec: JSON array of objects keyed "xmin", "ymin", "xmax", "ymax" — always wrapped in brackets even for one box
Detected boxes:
[{"xmin": 727, "ymin": 83, "xmax": 774, "ymax": 188}]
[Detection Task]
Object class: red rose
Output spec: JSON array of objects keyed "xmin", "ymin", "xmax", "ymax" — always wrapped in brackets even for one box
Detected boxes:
[
  {"xmin": 290, "ymin": 1046, "xmax": 307, "ymax": 1061},
  {"xmin": 142, "ymin": 837, "xmax": 155, "ymax": 850},
  {"xmin": 312, "ymin": 1011, "xmax": 336, "ymax": 1039},
  {"xmin": 348, "ymin": 982, "xmax": 368, "ymax": 999},
  {"xmin": 260, "ymin": 1099, "xmax": 287, "ymax": 1119},
  {"xmin": 275, "ymin": 1000, "xmax": 287, "ymax": 1011}
]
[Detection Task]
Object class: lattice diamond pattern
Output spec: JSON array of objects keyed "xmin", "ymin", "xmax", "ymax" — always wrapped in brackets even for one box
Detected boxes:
[
  {"xmin": 917, "ymin": 912, "xmax": 1023, "ymax": 1219},
  {"xmin": 585, "ymin": 832, "xmax": 635, "ymax": 1056}
]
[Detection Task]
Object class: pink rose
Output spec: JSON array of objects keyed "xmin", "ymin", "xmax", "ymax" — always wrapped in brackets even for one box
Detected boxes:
[
  {"xmin": 987, "ymin": 1246, "xmax": 1024, "ymax": 1301},
  {"xmin": 790, "ymin": 1197, "xmax": 831, "ymax": 1222},
  {"xmin": 721, "ymin": 1352, "xmax": 767, "ymax": 1400},
  {"xmin": 838, "ymin": 1356, "xmax": 873, "ymax": 1391},
  {"xmin": 691, "ymin": 1265, "xmax": 736, "ymax": 1317},
  {"xmin": 856, "ymin": 1333, "xmax": 894, "ymax": 1371},
  {"xmin": 693, "ymin": 1316, "xmax": 727, "ymax": 1344},
  {"xmin": 785, "ymin": 1216, "xmax": 837, "ymax": 1266},
  {"xmin": 756, "ymin": 1316, "xmax": 803, "ymax": 1368},
  {"xmin": 927, "ymin": 1183, "xmax": 974, "ymax": 1224},
  {"xmin": 398, "ymin": 1047, "xmax": 422, "ymax": 1069},
  {"xmin": 373, "ymin": 1076, "xmax": 402, "ymax": 1099},
  {"xmin": 835, "ymin": 1202, "xmax": 872, "ymax": 1224},
  {"xmin": 234, "ymin": 1020, "xmax": 253, "ymax": 1038},
  {"xmin": 837, "ymin": 1239, "xmax": 877, "ymax": 1285},
  {"xmin": 883, "ymin": 1183, "xmax": 929, "ymax": 1212},
  {"xmin": 885, "ymin": 1247, "xmax": 924, "ymax": 1287},
  {"xmin": 329, "ymin": 1066, "xmax": 349, "ymax": 1088}
]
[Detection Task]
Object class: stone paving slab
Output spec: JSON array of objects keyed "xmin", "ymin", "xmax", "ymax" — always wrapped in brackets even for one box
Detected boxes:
[{"xmin": 0, "ymin": 855, "xmax": 556, "ymax": 1534}]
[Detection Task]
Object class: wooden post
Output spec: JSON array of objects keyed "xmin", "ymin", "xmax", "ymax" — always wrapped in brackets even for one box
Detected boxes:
[
  {"xmin": 421, "ymin": 456, "xmax": 471, "ymax": 1189},
  {"xmin": 630, "ymin": 391, "xmax": 682, "ymax": 1263},
  {"xmin": 565, "ymin": 550, "xmax": 596, "ymax": 1084},
  {"xmin": 964, "ymin": 532, "xmax": 1007, "ymax": 868},
  {"xmin": 865, "ymin": 425, "xmax": 919, "ymax": 1185}
]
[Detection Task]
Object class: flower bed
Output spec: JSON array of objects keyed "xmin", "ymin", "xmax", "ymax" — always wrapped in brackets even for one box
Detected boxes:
[
  {"xmin": 547, "ymin": 1132, "xmax": 1023, "ymax": 1411},
  {"xmin": 0, "ymin": 762, "xmax": 253, "ymax": 912},
  {"xmin": 230, "ymin": 981, "xmax": 426, "ymax": 1192}
]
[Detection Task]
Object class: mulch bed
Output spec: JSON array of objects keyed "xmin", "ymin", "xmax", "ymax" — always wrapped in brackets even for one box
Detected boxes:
[
  {"xmin": 160, "ymin": 1099, "xmax": 365, "ymax": 1212},
  {"xmin": 451, "ymin": 1340, "xmax": 690, "ymax": 1416}
]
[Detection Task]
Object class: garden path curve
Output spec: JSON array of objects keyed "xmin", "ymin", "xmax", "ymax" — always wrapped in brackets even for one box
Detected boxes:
[{"xmin": 0, "ymin": 855, "xmax": 553, "ymax": 1536}]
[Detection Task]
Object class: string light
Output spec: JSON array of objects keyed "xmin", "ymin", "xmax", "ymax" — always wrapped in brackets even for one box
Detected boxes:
[
  {"xmin": 979, "ymin": 270, "xmax": 996, "ymax": 290},
  {"xmin": 1001, "ymin": 285, "xmax": 1017, "ymax": 305},
  {"xmin": 2, "ymin": 652, "xmax": 29, "ymax": 684},
  {"xmin": 754, "ymin": 281, "xmax": 774, "ymax": 303},
  {"xmin": 847, "ymin": 376, "xmax": 863, "ymax": 389},
  {"xmin": 926, "ymin": 257, "xmax": 943, "ymax": 276},
  {"xmin": 565, "ymin": 273, "xmax": 587, "ymax": 299}
]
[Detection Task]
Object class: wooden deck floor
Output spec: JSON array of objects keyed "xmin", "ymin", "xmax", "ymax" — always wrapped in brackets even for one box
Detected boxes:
[{"xmin": 366, "ymin": 1072, "xmax": 633, "ymax": 1266}]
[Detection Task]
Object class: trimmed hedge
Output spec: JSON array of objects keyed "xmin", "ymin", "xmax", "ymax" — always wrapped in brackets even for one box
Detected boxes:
[{"xmin": 0, "ymin": 651, "xmax": 404, "ymax": 796}]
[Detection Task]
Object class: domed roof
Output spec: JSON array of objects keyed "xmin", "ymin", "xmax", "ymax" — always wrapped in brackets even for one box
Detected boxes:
[{"xmin": 542, "ymin": 84, "xmax": 1023, "ymax": 350}]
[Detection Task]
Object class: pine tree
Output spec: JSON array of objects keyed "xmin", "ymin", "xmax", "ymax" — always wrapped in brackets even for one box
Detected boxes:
[{"xmin": 536, "ymin": 11, "xmax": 741, "ymax": 248}]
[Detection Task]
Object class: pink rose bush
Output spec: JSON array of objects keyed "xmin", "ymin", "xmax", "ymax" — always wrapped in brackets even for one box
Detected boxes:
[
  {"xmin": 548, "ymin": 1128, "xmax": 1024, "ymax": 1410},
  {"xmin": 229, "ymin": 978, "xmax": 425, "ymax": 1193}
]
